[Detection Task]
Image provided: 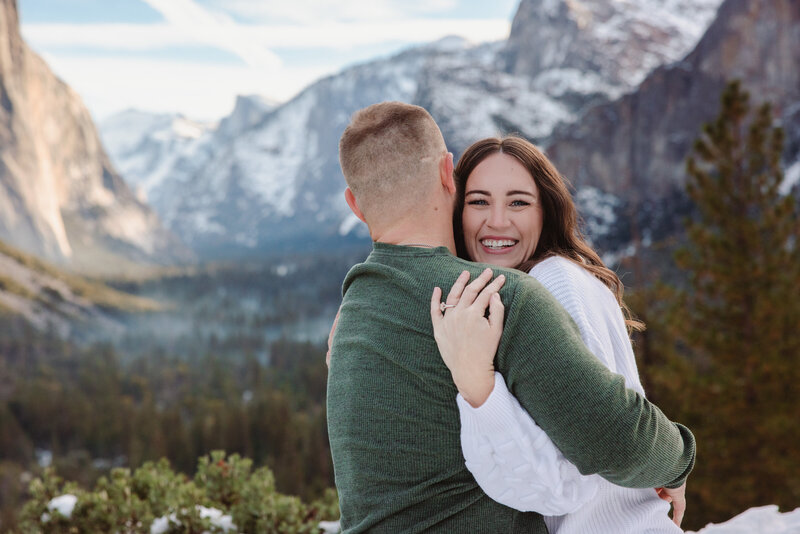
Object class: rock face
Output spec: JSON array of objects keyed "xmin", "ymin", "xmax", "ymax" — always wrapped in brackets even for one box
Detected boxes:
[
  {"xmin": 0, "ymin": 0, "xmax": 191, "ymax": 273},
  {"xmin": 546, "ymin": 0, "xmax": 800, "ymax": 221},
  {"xmin": 502, "ymin": 0, "xmax": 723, "ymax": 88},
  {"xmin": 101, "ymin": 0, "xmax": 720, "ymax": 259}
]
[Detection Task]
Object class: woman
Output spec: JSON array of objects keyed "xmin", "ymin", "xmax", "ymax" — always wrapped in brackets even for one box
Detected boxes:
[{"xmin": 431, "ymin": 136, "xmax": 685, "ymax": 533}]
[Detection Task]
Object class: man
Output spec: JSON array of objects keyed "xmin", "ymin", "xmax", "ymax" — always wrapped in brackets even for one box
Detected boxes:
[{"xmin": 327, "ymin": 101, "xmax": 694, "ymax": 533}]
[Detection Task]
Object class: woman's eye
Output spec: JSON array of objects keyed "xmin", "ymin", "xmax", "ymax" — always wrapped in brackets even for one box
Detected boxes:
[
  {"xmin": 467, "ymin": 199, "xmax": 488, "ymax": 206},
  {"xmin": 510, "ymin": 199, "xmax": 530, "ymax": 207}
]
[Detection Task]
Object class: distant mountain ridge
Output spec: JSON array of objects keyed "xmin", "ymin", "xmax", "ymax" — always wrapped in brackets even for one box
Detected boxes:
[
  {"xmin": 0, "ymin": 0, "xmax": 192, "ymax": 274},
  {"xmin": 101, "ymin": 0, "xmax": 723, "ymax": 259},
  {"xmin": 99, "ymin": 110, "xmax": 217, "ymax": 205}
]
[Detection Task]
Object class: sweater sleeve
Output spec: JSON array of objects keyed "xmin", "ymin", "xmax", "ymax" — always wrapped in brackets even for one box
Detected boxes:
[
  {"xmin": 495, "ymin": 278, "xmax": 695, "ymax": 490},
  {"xmin": 458, "ymin": 372, "xmax": 599, "ymax": 514},
  {"xmin": 530, "ymin": 258, "xmax": 616, "ymax": 371},
  {"xmin": 530, "ymin": 257, "xmax": 645, "ymax": 395}
]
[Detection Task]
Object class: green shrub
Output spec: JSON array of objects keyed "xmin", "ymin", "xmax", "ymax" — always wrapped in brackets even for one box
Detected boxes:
[{"xmin": 17, "ymin": 452, "xmax": 339, "ymax": 533}]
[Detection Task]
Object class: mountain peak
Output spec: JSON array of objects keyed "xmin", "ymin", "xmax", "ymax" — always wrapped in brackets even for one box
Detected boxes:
[
  {"xmin": 426, "ymin": 35, "xmax": 473, "ymax": 52},
  {"xmin": 503, "ymin": 0, "xmax": 723, "ymax": 87},
  {"xmin": 217, "ymin": 94, "xmax": 277, "ymax": 137}
]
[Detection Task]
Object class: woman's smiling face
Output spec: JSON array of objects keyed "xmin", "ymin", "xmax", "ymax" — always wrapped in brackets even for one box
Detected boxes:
[{"xmin": 461, "ymin": 152, "xmax": 543, "ymax": 269}]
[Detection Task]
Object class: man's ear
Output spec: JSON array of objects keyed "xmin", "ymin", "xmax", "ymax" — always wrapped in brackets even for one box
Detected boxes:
[
  {"xmin": 440, "ymin": 152, "xmax": 455, "ymax": 194},
  {"xmin": 344, "ymin": 188, "xmax": 367, "ymax": 223}
]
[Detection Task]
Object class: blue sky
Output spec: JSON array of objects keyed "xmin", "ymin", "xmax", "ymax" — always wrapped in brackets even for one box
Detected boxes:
[{"xmin": 19, "ymin": 0, "xmax": 519, "ymax": 122}]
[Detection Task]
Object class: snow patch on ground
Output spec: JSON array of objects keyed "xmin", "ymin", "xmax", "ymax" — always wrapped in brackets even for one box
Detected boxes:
[
  {"xmin": 150, "ymin": 505, "xmax": 235, "ymax": 534},
  {"xmin": 319, "ymin": 520, "xmax": 341, "ymax": 533},
  {"xmin": 41, "ymin": 494, "xmax": 78, "ymax": 522},
  {"xmin": 319, "ymin": 506, "xmax": 800, "ymax": 534},
  {"xmin": 687, "ymin": 505, "xmax": 800, "ymax": 533}
]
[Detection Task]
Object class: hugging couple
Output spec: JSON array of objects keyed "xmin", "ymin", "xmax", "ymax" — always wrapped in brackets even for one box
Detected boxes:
[{"xmin": 326, "ymin": 101, "xmax": 695, "ymax": 533}]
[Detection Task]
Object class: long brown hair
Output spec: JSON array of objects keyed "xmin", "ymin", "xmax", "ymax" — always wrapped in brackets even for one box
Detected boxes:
[{"xmin": 453, "ymin": 136, "xmax": 644, "ymax": 332}]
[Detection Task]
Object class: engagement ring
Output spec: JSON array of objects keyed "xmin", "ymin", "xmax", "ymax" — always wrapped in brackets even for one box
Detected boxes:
[{"xmin": 440, "ymin": 303, "xmax": 456, "ymax": 312}]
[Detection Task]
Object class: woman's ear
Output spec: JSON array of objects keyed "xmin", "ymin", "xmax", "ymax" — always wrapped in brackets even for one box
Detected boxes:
[
  {"xmin": 344, "ymin": 188, "xmax": 367, "ymax": 223},
  {"xmin": 440, "ymin": 152, "xmax": 455, "ymax": 194}
]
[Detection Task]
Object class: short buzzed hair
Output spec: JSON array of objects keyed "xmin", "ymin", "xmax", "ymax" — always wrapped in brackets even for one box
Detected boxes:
[{"xmin": 339, "ymin": 102, "xmax": 446, "ymax": 223}]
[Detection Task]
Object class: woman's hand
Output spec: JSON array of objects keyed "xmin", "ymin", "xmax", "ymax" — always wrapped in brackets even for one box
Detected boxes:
[
  {"xmin": 430, "ymin": 268, "xmax": 505, "ymax": 407},
  {"xmin": 655, "ymin": 482, "xmax": 687, "ymax": 526}
]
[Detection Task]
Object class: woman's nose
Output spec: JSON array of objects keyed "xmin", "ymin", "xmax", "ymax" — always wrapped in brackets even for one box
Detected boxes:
[{"xmin": 487, "ymin": 206, "xmax": 509, "ymax": 228}]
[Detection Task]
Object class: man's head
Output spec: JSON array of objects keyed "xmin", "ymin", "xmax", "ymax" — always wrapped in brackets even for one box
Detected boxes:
[{"xmin": 339, "ymin": 102, "xmax": 453, "ymax": 233}]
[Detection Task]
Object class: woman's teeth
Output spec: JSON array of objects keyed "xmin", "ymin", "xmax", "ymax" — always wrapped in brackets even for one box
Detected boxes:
[{"xmin": 481, "ymin": 239, "xmax": 517, "ymax": 249}]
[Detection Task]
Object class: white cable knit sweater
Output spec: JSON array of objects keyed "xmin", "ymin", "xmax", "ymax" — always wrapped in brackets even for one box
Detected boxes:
[{"xmin": 458, "ymin": 256, "xmax": 682, "ymax": 533}]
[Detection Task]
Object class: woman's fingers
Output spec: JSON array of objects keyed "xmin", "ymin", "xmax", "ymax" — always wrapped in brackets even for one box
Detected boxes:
[
  {"xmin": 430, "ymin": 286, "xmax": 443, "ymax": 329},
  {"xmin": 471, "ymin": 274, "xmax": 505, "ymax": 312},
  {"xmin": 672, "ymin": 502, "xmax": 685, "ymax": 527},
  {"xmin": 458, "ymin": 268, "xmax": 494, "ymax": 307},
  {"xmin": 439, "ymin": 269, "xmax": 504, "ymax": 313},
  {"xmin": 445, "ymin": 270, "xmax": 471, "ymax": 306},
  {"xmin": 656, "ymin": 483, "xmax": 686, "ymax": 527},
  {"xmin": 487, "ymin": 292, "xmax": 505, "ymax": 332}
]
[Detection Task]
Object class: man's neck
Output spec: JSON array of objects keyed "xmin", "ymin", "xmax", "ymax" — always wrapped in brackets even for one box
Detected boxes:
[{"xmin": 372, "ymin": 224, "xmax": 456, "ymax": 255}]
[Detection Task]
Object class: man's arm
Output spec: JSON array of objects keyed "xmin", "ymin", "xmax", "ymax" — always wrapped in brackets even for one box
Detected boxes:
[{"xmin": 496, "ymin": 279, "xmax": 695, "ymax": 490}]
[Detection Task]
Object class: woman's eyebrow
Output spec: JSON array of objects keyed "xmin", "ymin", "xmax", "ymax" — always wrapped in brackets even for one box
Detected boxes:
[{"xmin": 466, "ymin": 189, "xmax": 536, "ymax": 197}]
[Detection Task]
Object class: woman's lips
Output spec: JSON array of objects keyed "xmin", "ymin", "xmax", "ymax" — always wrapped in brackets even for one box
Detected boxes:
[{"xmin": 479, "ymin": 238, "xmax": 519, "ymax": 254}]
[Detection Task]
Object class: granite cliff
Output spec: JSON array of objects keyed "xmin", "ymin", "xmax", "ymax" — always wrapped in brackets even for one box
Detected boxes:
[
  {"xmin": 0, "ymin": 0, "xmax": 191, "ymax": 274},
  {"xmin": 545, "ymin": 0, "xmax": 800, "ymax": 252}
]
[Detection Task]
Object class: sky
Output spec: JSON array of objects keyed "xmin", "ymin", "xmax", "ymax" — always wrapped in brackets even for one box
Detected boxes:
[{"xmin": 19, "ymin": 0, "xmax": 519, "ymax": 122}]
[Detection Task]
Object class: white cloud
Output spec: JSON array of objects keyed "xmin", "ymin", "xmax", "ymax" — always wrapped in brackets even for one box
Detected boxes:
[
  {"xmin": 41, "ymin": 53, "xmax": 330, "ymax": 122},
  {"xmin": 140, "ymin": 0, "xmax": 282, "ymax": 69},
  {"xmin": 22, "ymin": 19, "xmax": 509, "ymax": 51},
  {"xmin": 213, "ymin": 0, "xmax": 460, "ymax": 23},
  {"xmin": 262, "ymin": 19, "xmax": 509, "ymax": 48},
  {"xmin": 22, "ymin": 23, "xmax": 197, "ymax": 50},
  {"xmin": 20, "ymin": 0, "xmax": 511, "ymax": 120}
]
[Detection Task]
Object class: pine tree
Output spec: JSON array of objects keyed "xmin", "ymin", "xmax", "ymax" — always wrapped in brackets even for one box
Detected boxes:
[{"xmin": 669, "ymin": 80, "xmax": 800, "ymax": 524}]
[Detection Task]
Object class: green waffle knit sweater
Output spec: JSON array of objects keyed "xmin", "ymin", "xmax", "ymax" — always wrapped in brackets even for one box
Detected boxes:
[{"xmin": 327, "ymin": 243, "xmax": 695, "ymax": 533}]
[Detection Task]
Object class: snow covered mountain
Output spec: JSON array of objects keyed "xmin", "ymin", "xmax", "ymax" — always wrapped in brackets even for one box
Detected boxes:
[
  {"xmin": 98, "ymin": 110, "xmax": 215, "ymax": 205},
  {"xmin": 101, "ymin": 0, "xmax": 723, "ymax": 259},
  {"xmin": 502, "ymin": 0, "xmax": 723, "ymax": 89},
  {"xmin": 98, "ymin": 94, "xmax": 278, "ymax": 206}
]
